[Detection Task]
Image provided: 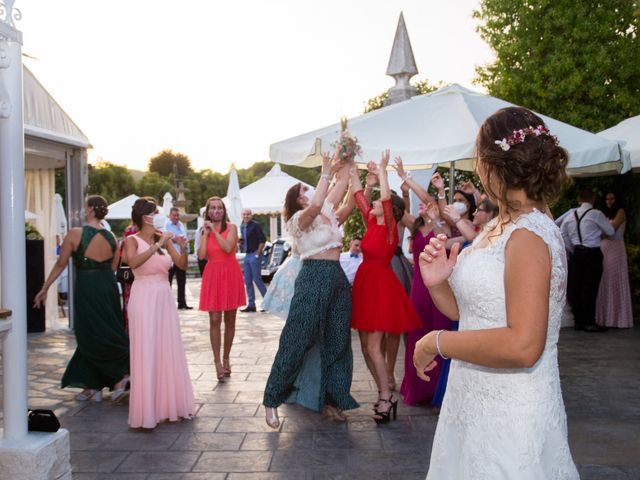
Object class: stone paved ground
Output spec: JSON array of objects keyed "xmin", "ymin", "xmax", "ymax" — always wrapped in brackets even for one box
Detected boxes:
[{"xmin": 1, "ymin": 278, "xmax": 639, "ymax": 479}]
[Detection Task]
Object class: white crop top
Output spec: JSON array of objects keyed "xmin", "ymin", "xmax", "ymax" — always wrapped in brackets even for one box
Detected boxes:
[{"xmin": 287, "ymin": 200, "xmax": 343, "ymax": 259}]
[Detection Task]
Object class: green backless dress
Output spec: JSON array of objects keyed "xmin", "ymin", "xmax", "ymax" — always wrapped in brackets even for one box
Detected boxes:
[{"xmin": 61, "ymin": 226, "xmax": 130, "ymax": 391}]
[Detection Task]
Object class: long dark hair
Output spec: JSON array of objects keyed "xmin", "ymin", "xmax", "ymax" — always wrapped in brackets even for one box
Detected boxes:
[
  {"xmin": 283, "ymin": 183, "xmax": 304, "ymax": 222},
  {"xmin": 601, "ymin": 192, "xmax": 622, "ymax": 220},
  {"xmin": 204, "ymin": 196, "xmax": 228, "ymax": 233}
]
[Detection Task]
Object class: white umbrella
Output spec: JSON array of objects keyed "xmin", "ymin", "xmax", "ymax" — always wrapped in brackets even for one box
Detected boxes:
[
  {"xmin": 162, "ymin": 192, "xmax": 174, "ymax": 217},
  {"xmin": 224, "ymin": 164, "xmax": 243, "ymax": 227},
  {"xmin": 270, "ymin": 84, "xmax": 627, "ymax": 176},
  {"xmin": 53, "ymin": 193, "xmax": 68, "ymax": 237},
  {"xmin": 598, "ymin": 115, "xmax": 640, "ymax": 172},
  {"xmin": 105, "ymin": 194, "xmax": 140, "ymax": 220}
]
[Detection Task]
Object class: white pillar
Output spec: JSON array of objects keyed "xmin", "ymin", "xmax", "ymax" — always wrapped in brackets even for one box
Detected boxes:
[
  {"xmin": 269, "ymin": 215, "xmax": 278, "ymax": 242},
  {"xmin": 0, "ymin": 14, "xmax": 27, "ymax": 442}
]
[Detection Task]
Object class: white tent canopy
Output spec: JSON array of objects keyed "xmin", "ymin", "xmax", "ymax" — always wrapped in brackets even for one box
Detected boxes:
[
  {"xmin": 598, "ymin": 115, "xmax": 640, "ymax": 172},
  {"xmin": 271, "ymin": 84, "xmax": 628, "ymax": 176},
  {"xmin": 105, "ymin": 194, "xmax": 140, "ymax": 220},
  {"xmin": 199, "ymin": 164, "xmax": 314, "ymax": 216}
]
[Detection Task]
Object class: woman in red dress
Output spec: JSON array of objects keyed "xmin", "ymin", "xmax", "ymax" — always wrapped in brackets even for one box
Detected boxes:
[
  {"xmin": 349, "ymin": 150, "xmax": 421, "ymax": 423},
  {"xmin": 198, "ymin": 196, "xmax": 246, "ymax": 382}
]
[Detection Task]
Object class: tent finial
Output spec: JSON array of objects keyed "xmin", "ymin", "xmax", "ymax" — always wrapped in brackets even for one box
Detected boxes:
[
  {"xmin": 340, "ymin": 117, "xmax": 348, "ymax": 132},
  {"xmin": 385, "ymin": 11, "xmax": 418, "ymax": 106}
]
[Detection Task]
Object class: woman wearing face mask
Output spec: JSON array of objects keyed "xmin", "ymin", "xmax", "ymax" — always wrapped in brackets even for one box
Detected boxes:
[
  {"xmin": 198, "ymin": 196, "xmax": 246, "ymax": 381},
  {"xmin": 442, "ymin": 190, "xmax": 477, "ymax": 250},
  {"xmin": 34, "ymin": 195, "xmax": 130, "ymax": 403},
  {"xmin": 124, "ymin": 197, "xmax": 195, "ymax": 429}
]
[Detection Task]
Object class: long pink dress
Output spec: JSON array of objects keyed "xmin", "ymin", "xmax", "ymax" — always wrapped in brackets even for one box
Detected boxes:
[
  {"xmin": 127, "ymin": 235, "xmax": 196, "ymax": 428},
  {"xmin": 596, "ymin": 222, "xmax": 634, "ymax": 328}
]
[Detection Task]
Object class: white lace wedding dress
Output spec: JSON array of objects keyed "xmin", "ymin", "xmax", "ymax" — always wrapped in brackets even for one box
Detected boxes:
[{"xmin": 426, "ymin": 210, "xmax": 579, "ymax": 480}]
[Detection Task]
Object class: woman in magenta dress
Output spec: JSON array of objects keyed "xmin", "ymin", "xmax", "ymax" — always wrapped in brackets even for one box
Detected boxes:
[
  {"xmin": 124, "ymin": 197, "xmax": 195, "ymax": 429},
  {"xmin": 392, "ymin": 156, "xmax": 453, "ymax": 407},
  {"xmin": 198, "ymin": 196, "xmax": 246, "ymax": 382},
  {"xmin": 349, "ymin": 151, "xmax": 421, "ymax": 423}
]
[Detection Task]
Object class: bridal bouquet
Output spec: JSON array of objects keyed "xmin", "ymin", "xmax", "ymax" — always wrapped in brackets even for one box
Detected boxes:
[{"xmin": 332, "ymin": 118, "xmax": 361, "ymax": 162}]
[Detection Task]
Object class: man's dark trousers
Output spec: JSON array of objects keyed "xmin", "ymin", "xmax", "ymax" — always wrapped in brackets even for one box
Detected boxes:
[
  {"xmin": 568, "ymin": 246, "xmax": 603, "ymax": 328},
  {"xmin": 169, "ymin": 265, "xmax": 188, "ymax": 308}
]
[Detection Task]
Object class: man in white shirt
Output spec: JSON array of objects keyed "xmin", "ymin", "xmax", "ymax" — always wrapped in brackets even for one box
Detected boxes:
[
  {"xmin": 560, "ymin": 190, "xmax": 614, "ymax": 332},
  {"xmin": 165, "ymin": 207, "xmax": 192, "ymax": 310},
  {"xmin": 339, "ymin": 237, "xmax": 363, "ymax": 285}
]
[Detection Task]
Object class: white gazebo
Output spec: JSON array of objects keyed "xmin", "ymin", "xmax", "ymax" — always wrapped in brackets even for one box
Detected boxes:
[
  {"xmin": 199, "ymin": 164, "xmax": 314, "ymax": 241},
  {"xmin": 1, "ymin": 3, "xmax": 73, "ymax": 477},
  {"xmin": 105, "ymin": 193, "xmax": 140, "ymax": 220},
  {"xmin": 598, "ymin": 115, "xmax": 640, "ymax": 172}
]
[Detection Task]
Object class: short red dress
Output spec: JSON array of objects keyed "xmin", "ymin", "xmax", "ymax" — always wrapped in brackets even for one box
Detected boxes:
[
  {"xmin": 199, "ymin": 225, "xmax": 246, "ymax": 312},
  {"xmin": 351, "ymin": 191, "xmax": 421, "ymax": 334}
]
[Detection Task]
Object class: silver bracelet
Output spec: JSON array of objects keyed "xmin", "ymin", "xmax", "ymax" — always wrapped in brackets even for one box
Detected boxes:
[
  {"xmin": 435, "ymin": 329, "xmax": 449, "ymax": 360},
  {"xmin": 320, "ymin": 173, "xmax": 330, "ymax": 181}
]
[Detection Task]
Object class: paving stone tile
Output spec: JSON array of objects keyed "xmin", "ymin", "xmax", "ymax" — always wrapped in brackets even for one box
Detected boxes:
[
  {"xmin": 70, "ymin": 451, "xmax": 129, "ymax": 473},
  {"xmin": 228, "ymin": 473, "xmax": 308, "ymax": 480},
  {"xmin": 313, "ymin": 431, "xmax": 383, "ymax": 450},
  {"xmin": 241, "ymin": 432, "xmax": 314, "ymax": 450},
  {"xmin": 147, "ymin": 474, "xmax": 226, "ymax": 480},
  {"xmin": 171, "ymin": 432, "xmax": 245, "ymax": 450},
  {"xmin": 72, "ymin": 474, "xmax": 149, "ymax": 480},
  {"xmin": 192, "ymin": 451, "xmax": 273, "ymax": 472},
  {"xmin": 197, "ymin": 403, "xmax": 259, "ymax": 417},
  {"xmin": 69, "ymin": 432, "xmax": 114, "ymax": 451},
  {"xmin": 217, "ymin": 417, "xmax": 286, "ymax": 433},
  {"xmin": 103, "ymin": 432, "xmax": 180, "ymax": 451},
  {"xmin": 270, "ymin": 449, "xmax": 348, "ymax": 472},
  {"xmin": 117, "ymin": 452, "xmax": 200, "ymax": 473}
]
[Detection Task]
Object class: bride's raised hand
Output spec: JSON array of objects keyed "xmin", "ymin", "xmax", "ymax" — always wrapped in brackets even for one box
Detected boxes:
[{"xmin": 419, "ymin": 233, "xmax": 460, "ymax": 287}]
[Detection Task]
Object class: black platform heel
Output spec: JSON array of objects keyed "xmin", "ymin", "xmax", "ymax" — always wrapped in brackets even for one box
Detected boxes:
[{"xmin": 373, "ymin": 396, "xmax": 398, "ymax": 424}]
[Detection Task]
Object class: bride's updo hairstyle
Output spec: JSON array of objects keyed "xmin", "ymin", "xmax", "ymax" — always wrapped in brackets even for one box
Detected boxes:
[{"xmin": 475, "ymin": 107, "xmax": 569, "ymax": 213}]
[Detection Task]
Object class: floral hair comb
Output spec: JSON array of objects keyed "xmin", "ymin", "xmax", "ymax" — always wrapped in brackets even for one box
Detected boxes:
[{"xmin": 494, "ymin": 125, "xmax": 559, "ymax": 151}]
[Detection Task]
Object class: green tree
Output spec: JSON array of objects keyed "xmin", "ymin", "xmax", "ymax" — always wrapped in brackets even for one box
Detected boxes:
[
  {"xmin": 136, "ymin": 171, "xmax": 174, "ymax": 202},
  {"xmin": 474, "ymin": 0, "xmax": 640, "ymax": 132},
  {"xmin": 87, "ymin": 161, "xmax": 136, "ymax": 203},
  {"xmin": 148, "ymin": 149, "xmax": 194, "ymax": 178}
]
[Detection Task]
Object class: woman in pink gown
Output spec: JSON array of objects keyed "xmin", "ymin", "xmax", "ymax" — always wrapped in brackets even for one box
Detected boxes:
[{"xmin": 124, "ymin": 197, "xmax": 196, "ymax": 429}]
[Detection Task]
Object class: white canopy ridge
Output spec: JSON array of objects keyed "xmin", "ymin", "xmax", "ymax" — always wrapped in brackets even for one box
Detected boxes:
[
  {"xmin": 106, "ymin": 194, "xmax": 140, "ymax": 220},
  {"xmin": 598, "ymin": 115, "xmax": 640, "ymax": 172},
  {"xmin": 270, "ymin": 84, "xmax": 627, "ymax": 176}
]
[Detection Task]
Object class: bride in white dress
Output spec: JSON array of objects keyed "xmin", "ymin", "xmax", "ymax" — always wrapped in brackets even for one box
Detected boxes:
[{"xmin": 415, "ymin": 107, "xmax": 580, "ymax": 479}]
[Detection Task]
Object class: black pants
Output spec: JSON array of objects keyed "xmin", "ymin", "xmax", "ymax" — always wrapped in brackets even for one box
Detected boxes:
[
  {"xmin": 197, "ymin": 259, "xmax": 208, "ymax": 276},
  {"xmin": 168, "ymin": 265, "xmax": 187, "ymax": 307},
  {"xmin": 568, "ymin": 246, "xmax": 603, "ymax": 328}
]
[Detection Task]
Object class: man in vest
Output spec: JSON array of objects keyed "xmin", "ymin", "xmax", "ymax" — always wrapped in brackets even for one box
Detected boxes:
[{"xmin": 560, "ymin": 190, "xmax": 614, "ymax": 332}]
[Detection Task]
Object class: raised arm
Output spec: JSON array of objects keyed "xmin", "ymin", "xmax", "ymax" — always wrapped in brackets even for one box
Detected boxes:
[
  {"xmin": 378, "ymin": 150, "xmax": 391, "ymax": 201},
  {"xmin": 297, "ymin": 153, "xmax": 339, "ymax": 231},
  {"xmin": 166, "ymin": 235, "xmax": 188, "ymax": 270},
  {"xmin": 393, "ymin": 156, "xmax": 432, "ymax": 205},
  {"xmin": 124, "ymin": 232, "xmax": 172, "ymax": 269}
]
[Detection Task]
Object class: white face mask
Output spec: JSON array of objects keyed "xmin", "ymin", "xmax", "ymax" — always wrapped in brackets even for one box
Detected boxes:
[
  {"xmin": 453, "ymin": 201, "xmax": 468, "ymax": 216},
  {"xmin": 145, "ymin": 213, "xmax": 166, "ymax": 231}
]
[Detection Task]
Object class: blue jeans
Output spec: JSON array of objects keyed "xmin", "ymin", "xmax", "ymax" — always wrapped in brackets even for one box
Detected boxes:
[{"xmin": 243, "ymin": 253, "xmax": 267, "ymax": 308}]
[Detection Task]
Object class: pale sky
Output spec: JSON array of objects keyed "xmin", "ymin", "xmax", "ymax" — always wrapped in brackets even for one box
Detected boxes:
[{"xmin": 19, "ymin": 0, "xmax": 493, "ymax": 173}]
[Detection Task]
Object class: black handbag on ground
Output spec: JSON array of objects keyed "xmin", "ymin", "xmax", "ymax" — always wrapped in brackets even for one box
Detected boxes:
[
  {"xmin": 116, "ymin": 259, "xmax": 135, "ymax": 284},
  {"xmin": 27, "ymin": 409, "xmax": 60, "ymax": 432}
]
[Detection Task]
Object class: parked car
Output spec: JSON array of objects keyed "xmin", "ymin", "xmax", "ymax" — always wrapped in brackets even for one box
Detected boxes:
[{"xmin": 261, "ymin": 239, "xmax": 291, "ymax": 282}]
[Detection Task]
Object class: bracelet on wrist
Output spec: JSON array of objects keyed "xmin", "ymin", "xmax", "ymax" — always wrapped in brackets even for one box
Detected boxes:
[
  {"xmin": 437, "ymin": 192, "xmax": 446, "ymax": 200},
  {"xmin": 453, "ymin": 217, "xmax": 462, "ymax": 224},
  {"xmin": 435, "ymin": 329, "xmax": 449, "ymax": 360},
  {"xmin": 320, "ymin": 173, "xmax": 330, "ymax": 181},
  {"xmin": 435, "ymin": 220, "xmax": 445, "ymax": 227}
]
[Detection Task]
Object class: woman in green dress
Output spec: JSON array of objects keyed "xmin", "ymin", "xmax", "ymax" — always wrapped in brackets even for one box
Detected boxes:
[{"xmin": 34, "ymin": 195, "xmax": 130, "ymax": 402}]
